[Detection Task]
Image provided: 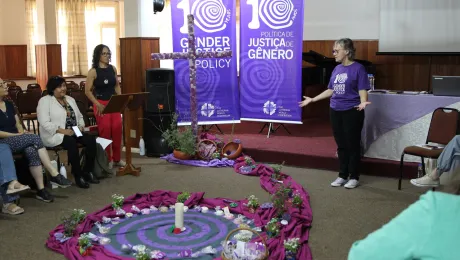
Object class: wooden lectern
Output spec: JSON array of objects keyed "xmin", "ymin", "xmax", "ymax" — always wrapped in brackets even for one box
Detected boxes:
[{"xmin": 102, "ymin": 92, "xmax": 149, "ymax": 177}]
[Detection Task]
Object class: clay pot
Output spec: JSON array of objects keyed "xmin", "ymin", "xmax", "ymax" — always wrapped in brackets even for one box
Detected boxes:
[
  {"xmin": 173, "ymin": 150, "xmax": 193, "ymax": 160},
  {"xmin": 222, "ymin": 142, "xmax": 243, "ymax": 160}
]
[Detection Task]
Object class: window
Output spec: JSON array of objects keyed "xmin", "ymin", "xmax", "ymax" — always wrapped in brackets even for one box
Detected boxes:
[{"xmin": 87, "ymin": 2, "xmax": 121, "ymax": 72}]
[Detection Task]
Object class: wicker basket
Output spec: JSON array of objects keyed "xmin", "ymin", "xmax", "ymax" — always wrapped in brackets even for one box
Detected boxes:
[{"xmin": 221, "ymin": 227, "xmax": 268, "ymax": 260}]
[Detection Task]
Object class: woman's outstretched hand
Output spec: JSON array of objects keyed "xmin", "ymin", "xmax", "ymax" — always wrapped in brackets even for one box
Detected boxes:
[
  {"xmin": 298, "ymin": 96, "xmax": 313, "ymax": 107},
  {"xmin": 355, "ymin": 101, "xmax": 371, "ymax": 111}
]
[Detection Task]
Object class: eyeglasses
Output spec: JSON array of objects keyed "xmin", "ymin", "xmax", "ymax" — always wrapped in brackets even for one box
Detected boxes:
[
  {"xmin": 102, "ymin": 52, "xmax": 111, "ymax": 56},
  {"xmin": 332, "ymin": 49, "xmax": 343, "ymax": 54}
]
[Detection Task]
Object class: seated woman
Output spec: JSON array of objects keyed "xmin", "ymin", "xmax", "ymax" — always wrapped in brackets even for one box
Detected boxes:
[
  {"xmin": 0, "ymin": 143, "xmax": 29, "ymax": 215},
  {"xmin": 0, "ymin": 81, "xmax": 71, "ymax": 203},
  {"xmin": 37, "ymin": 76, "xmax": 98, "ymax": 189},
  {"xmin": 411, "ymin": 135, "xmax": 460, "ymax": 187}
]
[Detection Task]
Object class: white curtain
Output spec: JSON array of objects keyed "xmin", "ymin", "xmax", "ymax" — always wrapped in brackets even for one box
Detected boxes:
[
  {"xmin": 56, "ymin": 0, "xmax": 96, "ymax": 75},
  {"xmin": 25, "ymin": 0, "xmax": 37, "ymax": 77},
  {"xmin": 379, "ymin": 0, "xmax": 460, "ymax": 53}
]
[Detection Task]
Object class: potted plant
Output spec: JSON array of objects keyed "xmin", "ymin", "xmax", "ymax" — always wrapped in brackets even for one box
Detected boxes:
[
  {"xmin": 246, "ymin": 195, "xmax": 260, "ymax": 213},
  {"xmin": 271, "ymin": 161, "xmax": 285, "ymax": 180},
  {"xmin": 284, "ymin": 238, "xmax": 300, "ymax": 260},
  {"xmin": 291, "ymin": 192, "xmax": 303, "ymax": 208},
  {"xmin": 78, "ymin": 233, "xmax": 93, "ymax": 256},
  {"xmin": 177, "ymin": 192, "xmax": 191, "ymax": 204},
  {"xmin": 265, "ymin": 218, "xmax": 280, "ymax": 238},
  {"xmin": 239, "ymin": 156, "xmax": 256, "ymax": 174},
  {"xmin": 271, "ymin": 183, "xmax": 292, "ymax": 217},
  {"xmin": 162, "ymin": 114, "xmax": 196, "ymax": 160},
  {"xmin": 222, "ymin": 123, "xmax": 243, "ymax": 159},
  {"xmin": 61, "ymin": 209, "xmax": 87, "ymax": 237}
]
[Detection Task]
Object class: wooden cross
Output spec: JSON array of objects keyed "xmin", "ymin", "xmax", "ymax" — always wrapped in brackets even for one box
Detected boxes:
[{"xmin": 151, "ymin": 14, "xmax": 232, "ymax": 137}]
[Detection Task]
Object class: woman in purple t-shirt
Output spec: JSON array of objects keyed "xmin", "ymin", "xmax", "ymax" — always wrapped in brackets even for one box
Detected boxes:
[{"xmin": 299, "ymin": 38, "xmax": 371, "ymax": 189}]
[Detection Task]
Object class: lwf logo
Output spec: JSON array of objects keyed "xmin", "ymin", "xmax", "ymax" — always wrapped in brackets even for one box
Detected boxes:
[{"xmin": 247, "ymin": 0, "xmax": 297, "ymax": 30}]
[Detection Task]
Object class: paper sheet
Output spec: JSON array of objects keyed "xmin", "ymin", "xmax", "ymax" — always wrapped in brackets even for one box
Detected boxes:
[
  {"xmin": 96, "ymin": 137, "xmax": 113, "ymax": 150},
  {"xmin": 72, "ymin": 126, "xmax": 83, "ymax": 137}
]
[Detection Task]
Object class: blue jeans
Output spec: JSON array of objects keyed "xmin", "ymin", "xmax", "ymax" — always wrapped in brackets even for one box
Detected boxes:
[
  {"xmin": 437, "ymin": 135, "xmax": 460, "ymax": 175},
  {"xmin": 0, "ymin": 144, "xmax": 19, "ymax": 204}
]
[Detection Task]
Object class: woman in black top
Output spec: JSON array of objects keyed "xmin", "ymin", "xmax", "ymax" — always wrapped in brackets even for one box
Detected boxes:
[
  {"xmin": 37, "ymin": 76, "xmax": 99, "ymax": 189},
  {"xmin": 0, "ymin": 80, "xmax": 72, "ymax": 202},
  {"xmin": 85, "ymin": 44, "xmax": 125, "ymax": 169}
]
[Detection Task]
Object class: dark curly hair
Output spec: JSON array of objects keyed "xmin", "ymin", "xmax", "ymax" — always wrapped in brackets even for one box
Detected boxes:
[
  {"xmin": 46, "ymin": 76, "xmax": 66, "ymax": 96},
  {"xmin": 91, "ymin": 44, "xmax": 111, "ymax": 69}
]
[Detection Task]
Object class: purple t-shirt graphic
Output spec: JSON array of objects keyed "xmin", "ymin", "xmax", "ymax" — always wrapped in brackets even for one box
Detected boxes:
[{"xmin": 328, "ymin": 62, "xmax": 370, "ymax": 111}]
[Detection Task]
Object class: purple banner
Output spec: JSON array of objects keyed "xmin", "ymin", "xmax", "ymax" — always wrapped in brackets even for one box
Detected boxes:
[
  {"xmin": 239, "ymin": 0, "xmax": 304, "ymax": 123},
  {"xmin": 170, "ymin": 0, "xmax": 239, "ymax": 125}
]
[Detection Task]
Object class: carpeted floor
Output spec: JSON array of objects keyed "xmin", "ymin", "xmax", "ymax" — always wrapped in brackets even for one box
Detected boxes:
[{"xmin": 0, "ymin": 155, "xmax": 430, "ymax": 260}]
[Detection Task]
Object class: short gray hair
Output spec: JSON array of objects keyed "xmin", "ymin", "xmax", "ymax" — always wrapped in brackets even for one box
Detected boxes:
[{"xmin": 335, "ymin": 38, "xmax": 356, "ymax": 60}]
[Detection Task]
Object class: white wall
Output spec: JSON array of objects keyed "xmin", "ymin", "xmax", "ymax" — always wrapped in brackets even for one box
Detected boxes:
[
  {"xmin": 0, "ymin": 0, "xmax": 27, "ymax": 44},
  {"xmin": 303, "ymin": 0, "xmax": 380, "ymax": 40}
]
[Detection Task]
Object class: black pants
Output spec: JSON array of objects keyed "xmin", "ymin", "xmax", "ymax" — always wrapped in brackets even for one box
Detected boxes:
[
  {"xmin": 330, "ymin": 108, "xmax": 365, "ymax": 180},
  {"xmin": 60, "ymin": 133, "xmax": 96, "ymax": 177}
]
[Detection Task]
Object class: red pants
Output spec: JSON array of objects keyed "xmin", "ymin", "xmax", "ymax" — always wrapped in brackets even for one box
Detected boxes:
[{"xmin": 93, "ymin": 99, "xmax": 122, "ymax": 162}]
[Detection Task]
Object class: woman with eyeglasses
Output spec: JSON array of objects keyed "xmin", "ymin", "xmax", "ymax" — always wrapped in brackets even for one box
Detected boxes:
[
  {"xmin": 37, "ymin": 76, "xmax": 99, "ymax": 189},
  {"xmin": 85, "ymin": 44, "xmax": 125, "ymax": 169},
  {"xmin": 0, "ymin": 79, "xmax": 72, "ymax": 203},
  {"xmin": 298, "ymin": 38, "xmax": 371, "ymax": 189}
]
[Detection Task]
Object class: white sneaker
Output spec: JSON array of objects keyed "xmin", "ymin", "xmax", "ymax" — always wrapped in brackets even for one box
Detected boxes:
[
  {"xmin": 410, "ymin": 175, "xmax": 440, "ymax": 188},
  {"xmin": 344, "ymin": 179, "xmax": 359, "ymax": 189},
  {"xmin": 331, "ymin": 177, "xmax": 348, "ymax": 187},
  {"xmin": 108, "ymin": 161, "xmax": 113, "ymax": 170}
]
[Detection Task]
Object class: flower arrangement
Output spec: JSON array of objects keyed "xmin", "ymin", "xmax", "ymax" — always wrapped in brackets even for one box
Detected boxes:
[
  {"xmin": 177, "ymin": 192, "xmax": 191, "ymax": 203},
  {"xmin": 61, "ymin": 209, "xmax": 87, "ymax": 237},
  {"xmin": 112, "ymin": 194, "xmax": 124, "ymax": 210},
  {"xmin": 271, "ymin": 161, "xmax": 285, "ymax": 180},
  {"xmin": 133, "ymin": 247, "xmax": 151, "ymax": 260},
  {"xmin": 271, "ymin": 183, "xmax": 292, "ymax": 217},
  {"xmin": 247, "ymin": 195, "xmax": 260, "ymax": 213},
  {"xmin": 78, "ymin": 233, "xmax": 93, "ymax": 256},
  {"xmin": 162, "ymin": 113, "xmax": 196, "ymax": 156},
  {"xmin": 265, "ymin": 218, "xmax": 280, "ymax": 238},
  {"xmin": 292, "ymin": 192, "xmax": 303, "ymax": 207},
  {"xmin": 284, "ymin": 237, "xmax": 300, "ymax": 258}
]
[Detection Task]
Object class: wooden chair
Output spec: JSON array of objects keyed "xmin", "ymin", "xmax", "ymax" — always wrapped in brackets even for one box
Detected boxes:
[
  {"xmin": 16, "ymin": 90, "xmax": 41, "ymax": 134},
  {"xmin": 8, "ymin": 85, "xmax": 22, "ymax": 105},
  {"xmin": 26, "ymin": 83, "xmax": 41, "ymax": 92},
  {"xmin": 79, "ymin": 81, "xmax": 86, "ymax": 90},
  {"xmin": 65, "ymin": 81, "xmax": 80, "ymax": 94},
  {"xmin": 399, "ymin": 107, "xmax": 460, "ymax": 190},
  {"xmin": 70, "ymin": 90, "xmax": 96, "ymax": 126}
]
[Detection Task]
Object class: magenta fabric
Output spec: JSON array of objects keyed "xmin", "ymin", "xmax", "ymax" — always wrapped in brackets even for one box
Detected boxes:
[{"xmin": 46, "ymin": 157, "xmax": 313, "ymax": 260}]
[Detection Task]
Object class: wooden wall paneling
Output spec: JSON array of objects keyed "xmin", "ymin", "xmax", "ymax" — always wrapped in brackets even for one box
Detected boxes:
[
  {"xmin": 0, "ymin": 45, "xmax": 28, "ymax": 79},
  {"xmin": 35, "ymin": 44, "xmax": 62, "ymax": 90},
  {"xmin": 120, "ymin": 37, "xmax": 160, "ymax": 148}
]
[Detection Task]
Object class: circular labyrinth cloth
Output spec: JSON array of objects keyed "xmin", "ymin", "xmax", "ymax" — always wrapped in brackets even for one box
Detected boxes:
[{"xmin": 91, "ymin": 210, "xmax": 244, "ymax": 259}]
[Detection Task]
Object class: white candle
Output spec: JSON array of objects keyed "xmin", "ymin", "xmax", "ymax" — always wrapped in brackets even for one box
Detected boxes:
[{"xmin": 175, "ymin": 203, "xmax": 184, "ymax": 228}]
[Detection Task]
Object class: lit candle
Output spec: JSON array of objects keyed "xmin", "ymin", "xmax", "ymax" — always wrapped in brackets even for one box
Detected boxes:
[{"xmin": 175, "ymin": 203, "xmax": 184, "ymax": 228}]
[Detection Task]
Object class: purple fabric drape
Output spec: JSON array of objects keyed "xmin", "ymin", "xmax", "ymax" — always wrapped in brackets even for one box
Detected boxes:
[{"xmin": 46, "ymin": 157, "xmax": 313, "ymax": 260}]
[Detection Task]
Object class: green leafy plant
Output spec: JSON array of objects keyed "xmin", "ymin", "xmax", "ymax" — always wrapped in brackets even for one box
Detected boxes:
[
  {"xmin": 134, "ymin": 248, "xmax": 152, "ymax": 260},
  {"xmin": 162, "ymin": 113, "xmax": 196, "ymax": 156},
  {"xmin": 271, "ymin": 183, "xmax": 292, "ymax": 216},
  {"xmin": 247, "ymin": 195, "xmax": 260, "ymax": 209},
  {"xmin": 292, "ymin": 192, "xmax": 303, "ymax": 207},
  {"xmin": 112, "ymin": 194, "xmax": 124, "ymax": 210},
  {"xmin": 265, "ymin": 218, "xmax": 280, "ymax": 238},
  {"xmin": 177, "ymin": 192, "xmax": 191, "ymax": 203},
  {"xmin": 284, "ymin": 237, "xmax": 300, "ymax": 253},
  {"xmin": 78, "ymin": 233, "xmax": 93, "ymax": 255},
  {"xmin": 61, "ymin": 209, "xmax": 87, "ymax": 237},
  {"xmin": 271, "ymin": 161, "xmax": 285, "ymax": 179}
]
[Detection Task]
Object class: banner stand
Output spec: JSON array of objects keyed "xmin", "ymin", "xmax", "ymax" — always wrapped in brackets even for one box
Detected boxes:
[{"xmin": 259, "ymin": 122, "xmax": 292, "ymax": 138}]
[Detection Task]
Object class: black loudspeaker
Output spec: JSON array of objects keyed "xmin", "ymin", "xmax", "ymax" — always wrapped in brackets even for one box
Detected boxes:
[
  {"xmin": 145, "ymin": 68, "xmax": 175, "ymax": 114},
  {"xmin": 143, "ymin": 113, "xmax": 174, "ymax": 157}
]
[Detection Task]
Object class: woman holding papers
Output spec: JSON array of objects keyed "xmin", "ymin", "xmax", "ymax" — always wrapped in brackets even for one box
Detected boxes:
[
  {"xmin": 37, "ymin": 76, "xmax": 98, "ymax": 189},
  {"xmin": 299, "ymin": 38, "xmax": 371, "ymax": 189},
  {"xmin": 0, "ymin": 78, "xmax": 71, "ymax": 202},
  {"xmin": 85, "ymin": 44, "xmax": 124, "ymax": 169}
]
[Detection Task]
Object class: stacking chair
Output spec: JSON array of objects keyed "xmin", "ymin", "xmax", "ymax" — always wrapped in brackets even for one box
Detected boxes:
[{"xmin": 399, "ymin": 107, "xmax": 460, "ymax": 190}]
